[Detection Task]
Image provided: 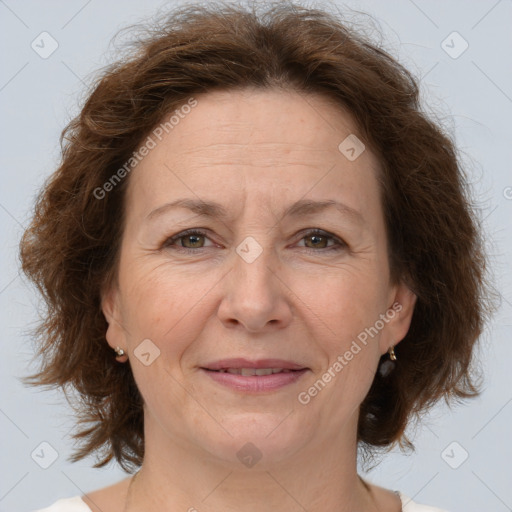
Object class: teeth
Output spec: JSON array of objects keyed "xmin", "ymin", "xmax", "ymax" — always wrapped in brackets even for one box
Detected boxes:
[{"xmin": 218, "ymin": 368, "xmax": 287, "ymax": 376}]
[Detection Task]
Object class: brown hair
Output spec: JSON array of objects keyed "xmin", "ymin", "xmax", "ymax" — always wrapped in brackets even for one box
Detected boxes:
[{"xmin": 20, "ymin": 0, "xmax": 494, "ymax": 472}]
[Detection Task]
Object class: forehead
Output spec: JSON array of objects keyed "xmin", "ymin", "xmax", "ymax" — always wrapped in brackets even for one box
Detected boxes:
[
  {"xmin": 126, "ymin": 88, "xmax": 382, "ymax": 220},
  {"xmin": 161, "ymin": 88, "xmax": 361, "ymax": 156}
]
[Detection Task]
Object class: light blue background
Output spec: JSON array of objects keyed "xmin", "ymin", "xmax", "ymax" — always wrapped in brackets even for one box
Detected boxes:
[{"xmin": 1, "ymin": 1, "xmax": 511, "ymax": 511}]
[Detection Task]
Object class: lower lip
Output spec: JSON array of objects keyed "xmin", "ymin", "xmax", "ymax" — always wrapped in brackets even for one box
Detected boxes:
[{"xmin": 201, "ymin": 368, "xmax": 308, "ymax": 392}]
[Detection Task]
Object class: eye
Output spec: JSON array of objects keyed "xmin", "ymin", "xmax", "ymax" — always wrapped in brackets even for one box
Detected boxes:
[
  {"xmin": 162, "ymin": 228, "xmax": 347, "ymax": 254},
  {"xmin": 297, "ymin": 229, "xmax": 347, "ymax": 253},
  {"xmin": 163, "ymin": 229, "xmax": 213, "ymax": 252}
]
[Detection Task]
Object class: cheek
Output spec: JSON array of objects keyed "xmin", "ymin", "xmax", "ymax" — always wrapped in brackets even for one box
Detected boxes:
[
  {"xmin": 118, "ymin": 261, "xmax": 220, "ymax": 356},
  {"xmin": 317, "ymin": 270, "xmax": 389, "ymax": 337},
  {"xmin": 310, "ymin": 287, "xmax": 383, "ymax": 419},
  {"xmin": 312, "ymin": 271, "xmax": 388, "ymax": 393}
]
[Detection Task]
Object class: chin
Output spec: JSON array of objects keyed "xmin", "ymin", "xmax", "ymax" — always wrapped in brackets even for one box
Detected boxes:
[{"xmin": 193, "ymin": 411, "xmax": 313, "ymax": 468}]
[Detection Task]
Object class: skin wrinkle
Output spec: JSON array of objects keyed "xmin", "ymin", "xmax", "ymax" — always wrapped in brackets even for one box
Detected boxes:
[
  {"xmin": 145, "ymin": 198, "xmax": 368, "ymax": 231},
  {"xmin": 98, "ymin": 89, "xmax": 415, "ymax": 512},
  {"xmin": 140, "ymin": 216, "xmax": 373, "ymax": 270},
  {"xmin": 140, "ymin": 195, "xmax": 375, "ymax": 271},
  {"xmin": 17, "ymin": 7, "xmax": 491, "ymax": 510},
  {"xmin": 144, "ymin": 164, "xmax": 376, "ymax": 246}
]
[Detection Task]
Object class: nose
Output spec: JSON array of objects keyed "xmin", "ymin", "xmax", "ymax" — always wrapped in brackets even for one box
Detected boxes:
[{"xmin": 217, "ymin": 239, "xmax": 293, "ymax": 333}]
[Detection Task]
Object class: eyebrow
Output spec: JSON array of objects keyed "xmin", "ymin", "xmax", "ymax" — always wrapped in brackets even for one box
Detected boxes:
[{"xmin": 146, "ymin": 198, "xmax": 365, "ymax": 225}]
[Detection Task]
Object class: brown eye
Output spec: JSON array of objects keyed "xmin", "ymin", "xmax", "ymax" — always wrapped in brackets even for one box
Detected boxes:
[
  {"xmin": 163, "ymin": 229, "xmax": 213, "ymax": 252},
  {"xmin": 180, "ymin": 233, "xmax": 206, "ymax": 248},
  {"xmin": 298, "ymin": 229, "xmax": 346, "ymax": 252},
  {"xmin": 163, "ymin": 228, "xmax": 346, "ymax": 254},
  {"xmin": 304, "ymin": 233, "xmax": 330, "ymax": 249}
]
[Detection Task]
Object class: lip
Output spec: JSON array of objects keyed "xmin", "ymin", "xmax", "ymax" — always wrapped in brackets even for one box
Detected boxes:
[
  {"xmin": 200, "ymin": 358, "xmax": 309, "ymax": 393},
  {"xmin": 201, "ymin": 367, "xmax": 309, "ymax": 392},
  {"xmin": 203, "ymin": 358, "xmax": 307, "ymax": 371}
]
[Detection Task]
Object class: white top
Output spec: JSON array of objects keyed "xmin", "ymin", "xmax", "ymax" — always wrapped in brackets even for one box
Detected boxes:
[{"xmin": 32, "ymin": 491, "xmax": 450, "ymax": 511}]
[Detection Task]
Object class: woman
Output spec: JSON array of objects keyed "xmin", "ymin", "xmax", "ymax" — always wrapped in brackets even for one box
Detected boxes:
[{"xmin": 21, "ymin": 2, "xmax": 492, "ymax": 511}]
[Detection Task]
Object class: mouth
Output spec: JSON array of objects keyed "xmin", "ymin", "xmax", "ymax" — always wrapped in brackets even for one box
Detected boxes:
[
  {"xmin": 202, "ymin": 358, "xmax": 308, "ymax": 372},
  {"xmin": 206, "ymin": 367, "xmax": 299, "ymax": 376},
  {"xmin": 200, "ymin": 358, "xmax": 309, "ymax": 392}
]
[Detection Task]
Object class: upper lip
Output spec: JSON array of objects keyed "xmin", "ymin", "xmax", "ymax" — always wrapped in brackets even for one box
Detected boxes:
[{"xmin": 202, "ymin": 358, "xmax": 307, "ymax": 371}]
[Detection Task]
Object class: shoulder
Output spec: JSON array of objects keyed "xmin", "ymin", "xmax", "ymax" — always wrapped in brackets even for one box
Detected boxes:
[
  {"xmin": 33, "ymin": 476, "xmax": 132, "ymax": 512},
  {"xmin": 398, "ymin": 491, "xmax": 451, "ymax": 512},
  {"xmin": 31, "ymin": 496, "xmax": 92, "ymax": 512}
]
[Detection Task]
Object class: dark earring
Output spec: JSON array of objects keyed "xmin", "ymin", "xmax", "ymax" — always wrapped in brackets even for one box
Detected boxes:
[{"xmin": 379, "ymin": 345, "xmax": 397, "ymax": 377}]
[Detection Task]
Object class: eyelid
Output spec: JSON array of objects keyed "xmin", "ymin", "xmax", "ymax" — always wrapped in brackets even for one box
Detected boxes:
[
  {"xmin": 294, "ymin": 228, "xmax": 347, "ymax": 250},
  {"xmin": 162, "ymin": 227, "xmax": 348, "ymax": 252},
  {"xmin": 162, "ymin": 228, "xmax": 214, "ymax": 249}
]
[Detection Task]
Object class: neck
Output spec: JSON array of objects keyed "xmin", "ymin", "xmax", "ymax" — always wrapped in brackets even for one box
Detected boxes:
[{"xmin": 124, "ymin": 413, "xmax": 380, "ymax": 512}]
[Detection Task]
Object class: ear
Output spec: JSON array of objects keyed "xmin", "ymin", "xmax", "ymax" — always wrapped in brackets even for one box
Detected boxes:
[
  {"xmin": 379, "ymin": 281, "xmax": 417, "ymax": 355},
  {"xmin": 101, "ymin": 282, "xmax": 127, "ymax": 352}
]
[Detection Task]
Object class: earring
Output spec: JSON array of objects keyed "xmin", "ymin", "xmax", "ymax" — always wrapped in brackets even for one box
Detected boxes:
[
  {"xmin": 379, "ymin": 345, "xmax": 397, "ymax": 377},
  {"xmin": 114, "ymin": 346, "xmax": 128, "ymax": 362}
]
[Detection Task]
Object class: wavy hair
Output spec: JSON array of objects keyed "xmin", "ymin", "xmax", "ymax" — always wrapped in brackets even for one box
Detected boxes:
[{"xmin": 19, "ymin": 1, "xmax": 494, "ymax": 472}]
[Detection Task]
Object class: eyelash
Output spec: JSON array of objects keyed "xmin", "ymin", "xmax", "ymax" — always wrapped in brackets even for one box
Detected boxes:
[{"xmin": 163, "ymin": 228, "xmax": 347, "ymax": 254}]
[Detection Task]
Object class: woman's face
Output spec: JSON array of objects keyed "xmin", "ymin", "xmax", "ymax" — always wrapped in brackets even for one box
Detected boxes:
[{"xmin": 103, "ymin": 88, "xmax": 416, "ymax": 467}]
